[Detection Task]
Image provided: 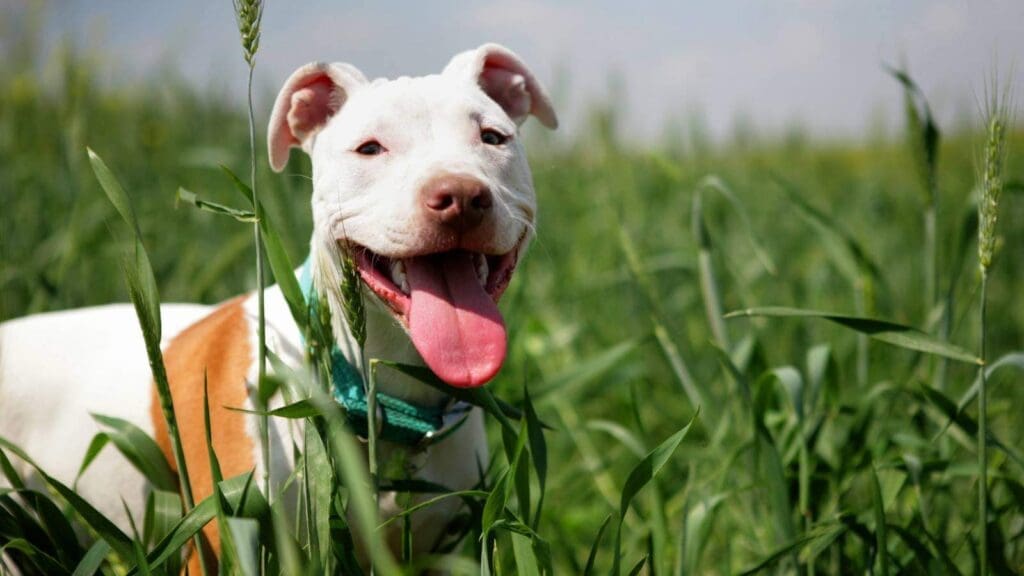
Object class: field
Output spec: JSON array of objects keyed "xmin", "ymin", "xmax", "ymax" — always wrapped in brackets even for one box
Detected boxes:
[{"xmin": 2, "ymin": 10, "xmax": 1024, "ymax": 576}]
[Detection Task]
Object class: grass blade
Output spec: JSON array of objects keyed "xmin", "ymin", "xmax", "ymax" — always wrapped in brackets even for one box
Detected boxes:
[
  {"xmin": 222, "ymin": 165, "xmax": 308, "ymax": 333},
  {"xmin": 871, "ymin": 466, "xmax": 890, "ymax": 576},
  {"xmin": 523, "ymin": 385, "xmax": 548, "ymax": 530},
  {"xmin": 612, "ymin": 411, "xmax": 699, "ymax": 575},
  {"xmin": 583, "ymin": 513, "xmax": 613, "ymax": 576},
  {"xmin": 71, "ymin": 540, "xmax": 111, "ymax": 576},
  {"xmin": 725, "ymin": 306, "xmax": 980, "ymax": 364},
  {"xmin": 618, "ymin": 410, "xmax": 698, "ymax": 518},
  {"xmin": 682, "ymin": 493, "xmax": 727, "ymax": 575},
  {"xmin": 91, "ymin": 414, "xmax": 177, "ymax": 492},
  {"xmin": 176, "ymin": 187, "xmax": 256, "ymax": 222},
  {"xmin": 87, "ymin": 147, "xmax": 160, "ymax": 337}
]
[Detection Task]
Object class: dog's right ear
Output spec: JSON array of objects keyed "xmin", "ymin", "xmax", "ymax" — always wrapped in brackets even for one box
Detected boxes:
[{"xmin": 267, "ymin": 62, "xmax": 367, "ymax": 172}]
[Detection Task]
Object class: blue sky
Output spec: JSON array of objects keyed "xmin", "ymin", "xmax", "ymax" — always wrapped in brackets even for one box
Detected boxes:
[{"xmin": 41, "ymin": 0, "xmax": 1024, "ymax": 141}]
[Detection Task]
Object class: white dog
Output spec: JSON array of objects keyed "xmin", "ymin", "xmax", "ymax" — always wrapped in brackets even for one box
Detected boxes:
[{"xmin": 0, "ymin": 43, "xmax": 556, "ymax": 569}]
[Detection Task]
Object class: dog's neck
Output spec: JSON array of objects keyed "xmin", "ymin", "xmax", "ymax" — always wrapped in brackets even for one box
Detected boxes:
[{"xmin": 307, "ymin": 235, "xmax": 450, "ymax": 408}]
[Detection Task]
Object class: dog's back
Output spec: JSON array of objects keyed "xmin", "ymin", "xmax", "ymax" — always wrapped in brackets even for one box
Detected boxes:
[{"xmin": 0, "ymin": 303, "xmax": 211, "ymax": 528}]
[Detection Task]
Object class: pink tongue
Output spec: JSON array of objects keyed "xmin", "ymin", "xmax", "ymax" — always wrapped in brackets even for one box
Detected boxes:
[{"xmin": 406, "ymin": 252, "xmax": 507, "ymax": 388}]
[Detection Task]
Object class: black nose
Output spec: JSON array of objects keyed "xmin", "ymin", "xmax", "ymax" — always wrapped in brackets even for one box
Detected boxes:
[{"xmin": 422, "ymin": 174, "xmax": 493, "ymax": 231}]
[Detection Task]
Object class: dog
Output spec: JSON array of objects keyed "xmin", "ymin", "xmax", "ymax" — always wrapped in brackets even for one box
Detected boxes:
[{"xmin": 0, "ymin": 43, "xmax": 557, "ymax": 569}]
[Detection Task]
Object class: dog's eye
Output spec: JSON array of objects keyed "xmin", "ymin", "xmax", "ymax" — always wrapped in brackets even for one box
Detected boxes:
[
  {"xmin": 355, "ymin": 140, "xmax": 385, "ymax": 156},
  {"xmin": 480, "ymin": 129, "xmax": 508, "ymax": 146}
]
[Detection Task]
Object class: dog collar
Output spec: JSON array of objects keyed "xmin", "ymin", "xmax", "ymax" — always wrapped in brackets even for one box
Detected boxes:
[{"xmin": 298, "ymin": 256, "xmax": 469, "ymax": 446}]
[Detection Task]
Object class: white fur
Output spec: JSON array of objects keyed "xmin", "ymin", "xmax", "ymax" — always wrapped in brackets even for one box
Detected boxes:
[
  {"xmin": 0, "ymin": 43, "xmax": 556, "ymax": 560},
  {"xmin": 0, "ymin": 304, "xmax": 210, "ymax": 522}
]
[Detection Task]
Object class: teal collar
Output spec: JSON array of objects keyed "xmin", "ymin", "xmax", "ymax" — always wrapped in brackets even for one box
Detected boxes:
[{"xmin": 298, "ymin": 256, "xmax": 467, "ymax": 446}]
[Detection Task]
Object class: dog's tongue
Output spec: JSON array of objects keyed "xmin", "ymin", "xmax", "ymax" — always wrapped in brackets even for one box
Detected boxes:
[{"xmin": 406, "ymin": 252, "xmax": 507, "ymax": 388}]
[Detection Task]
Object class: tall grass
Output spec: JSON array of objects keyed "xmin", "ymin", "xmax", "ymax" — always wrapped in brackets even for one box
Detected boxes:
[
  {"xmin": 230, "ymin": 0, "xmax": 270, "ymax": 505},
  {"xmin": 2, "ymin": 9, "xmax": 1024, "ymax": 575},
  {"xmin": 976, "ymin": 74, "xmax": 1013, "ymax": 575}
]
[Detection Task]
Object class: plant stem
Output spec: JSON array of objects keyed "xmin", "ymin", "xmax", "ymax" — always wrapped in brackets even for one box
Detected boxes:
[
  {"xmin": 147, "ymin": 336, "xmax": 209, "ymax": 576},
  {"xmin": 855, "ymin": 275, "xmax": 873, "ymax": 386},
  {"xmin": 366, "ymin": 360, "xmax": 379, "ymax": 499},
  {"xmin": 924, "ymin": 203, "xmax": 937, "ymax": 320},
  {"xmin": 978, "ymin": 271, "xmax": 989, "ymax": 575},
  {"xmin": 244, "ymin": 62, "xmax": 271, "ymax": 504},
  {"xmin": 799, "ymin": 437, "xmax": 813, "ymax": 576},
  {"xmin": 367, "ymin": 358, "xmax": 380, "ymax": 576}
]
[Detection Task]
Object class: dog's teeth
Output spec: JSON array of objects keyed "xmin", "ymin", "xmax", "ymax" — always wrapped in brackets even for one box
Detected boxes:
[
  {"xmin": 390, "ymin": 261, "xmax": 409, "ymax": 294},
  {"xmin": 475, "ymin": 254, "xmax": 489, "ymax": 287}
]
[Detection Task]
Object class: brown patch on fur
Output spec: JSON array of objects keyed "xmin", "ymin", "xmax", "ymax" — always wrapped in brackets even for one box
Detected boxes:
[{"xmin": 151, "ymin": 296, "xmax": 254, "ymax": 572}]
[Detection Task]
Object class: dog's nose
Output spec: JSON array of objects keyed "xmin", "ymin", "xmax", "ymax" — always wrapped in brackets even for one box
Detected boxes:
[{"xmin": 422, "ymin": 174, "xmax": 493, "ymax": 230}]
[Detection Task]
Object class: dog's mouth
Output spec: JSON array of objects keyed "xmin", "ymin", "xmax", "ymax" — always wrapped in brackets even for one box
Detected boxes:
[{"xmin": 350, "ymin": 241, "xmax": 523, "ymax": 388}]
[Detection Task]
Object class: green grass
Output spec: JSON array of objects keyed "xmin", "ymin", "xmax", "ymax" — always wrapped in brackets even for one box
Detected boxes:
[{"xmin": 3, "ymin": 13, "xmax": 1024, "ymax": 575}]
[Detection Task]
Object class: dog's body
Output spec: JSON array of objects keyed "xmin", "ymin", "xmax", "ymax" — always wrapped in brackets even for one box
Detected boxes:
[{"xmin": 0, "ymin": 43, "xmax": 556, "ymax": 566}]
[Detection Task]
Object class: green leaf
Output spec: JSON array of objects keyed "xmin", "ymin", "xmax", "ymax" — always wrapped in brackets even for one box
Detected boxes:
[
  {"xmin": 0, "ymin": 438, "xmax": 135, "ymax": 561},
  {"xmin": 137, "ymin": 494, "xmax": 217, "ymax": 573},
  {"xmin": 176, "ymin": 187, "xmax": 257, "ymax": 222},
  {"xmin": 309, "ymin": 391, "xmax": 400, "ymax": 574},
  {"xmin": 626, "ymin": 555, "xmax": 648, "ymax": 576},
  {"xmin": 871, "ymin": 466, "xmax": 890, "ymax": 576},
  {"xmin": 511, "ymin": 419, "xmax": 532, "ymax": 526},
  {"xmin": 73, "ymin": 433, "xmax": 111, "ymax": 487},
  {"xmin": 611, "ymin": 412, "xmax": 698, "ymax": 576},
  {"xmin": 619, "ymin": 410, "xmax": 698, "ymax": 517},
  {"xmin": 225, "ymin": 517, "xmax": 260, "ymax": 576},
  {"xmin": 303, "ymin": 424, "xmax": 333, "ymax": 569},
  {"xmin": 523, "ymin": 385, "xmax": 548, "ymax": 530},
  {"xmin": 683, "ymin": 493, "xmax": 728, "ymax": 575},
  {"xmin": 222, "ymin": 164, "xmax": 308, "ymax": 333},
  {"xmin": 805, "ymin": 344, "xmax": 835, "ymax": 410},
  {"xmin": 88, "ymin": 147, "xmax": 161, "ymax": 337},
  {"xmin": 586, "ymin": 420, "xmax": 646, "ymax": 458},
  {"xmin": 951, "ymin": 352, "xmax": 1024, "ymax": 424},
  {"xmin": 17, "ymin": 489, "xmax": 84, "ymax": 566},
  {"xmin": 91, "ymin": 414, "xmax": 177, "ymax": 491},
  {"xmin": 888, "ymin": 524, "xmax": 963, "ymax": 576},
  {"xmin": 376, "ymin": 490, "xmax": 488, "ymax": 530},
  {"xmin": 583, "ymin": 514, "xmax": 613, "ymax": 576},
  {"xmin": 738, "ymin": 523, "xmax": 846, "ymax": 575},
  {"xmin": 143, "ymin": 489, "xmax": 182, "ymax": 551},
  {"xmin": 228, "ymin": 398, "xmax": 320, "ymax": 419},
  {"xmin": 0, "ymin": 448, "xmax": 25, "ymax": 492},
  {"xmin": 725, "ymin": 307, "xmax": 981, "ymax": 364},
  {"xmin": 919, "ymin": 384, "xmax": 1024, "ymax": 469},
  {"xmin": 533, "ymin": 337, "xmax": 642, "ymax": 399},
  {"xmin": 71, "ymin": 540, "xmax": 112, "ymax": 576},
  {"xmin": 511, "ymin": 532, "xmax": 541, "ymax": 576},
  {"xmin": 769, "ymin": 366, "xmax": 805, "ymax": 423},
  {"xmin": 694, "ymin": 175, "xmax": 777, "ymax": 275},
  {"xmin": 0, "ymin": 537, "xmax": 67, "ymax": 575},
  {"xmin": 481, "ymin": 468, "xmax": 510, "ymax": 535},
  {"xmin": 86, "ymin": 147, "xmax": 143, "ymax": 239},
  {"xmin": 271, "ymin": 502, "xmax": 305, "ymax": 576},
  {"xmin": 772, "ymin": 175, "xmax": 885, "ymax": 286}
]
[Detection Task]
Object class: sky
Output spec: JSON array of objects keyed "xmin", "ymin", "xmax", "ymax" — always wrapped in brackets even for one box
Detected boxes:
[{"xmin": 34, "ymin": 0, "xmax": 1024, "ymax": 142}]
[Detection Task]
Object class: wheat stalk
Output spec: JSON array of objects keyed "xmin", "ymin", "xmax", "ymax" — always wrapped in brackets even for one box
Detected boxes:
[
  {"xmin": 976, "ymin": 70, "xmax": 1013, "ymax": 576},
  {"xmin": 231, "ymin": 0, "xmax": 263, "ymax": 67},
  {"xmin": 230, "ymin": 0, "xmax": 273, "ymax": 518}
]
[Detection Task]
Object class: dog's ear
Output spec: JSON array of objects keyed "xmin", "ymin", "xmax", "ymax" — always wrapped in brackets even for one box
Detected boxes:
[
  {"xmin": 444, "ymin": 43, "xmax": 558, "ymax": 130},
  {"xmin": 267, "ymin": 62, "xmax": 368, "ymax": 172}
]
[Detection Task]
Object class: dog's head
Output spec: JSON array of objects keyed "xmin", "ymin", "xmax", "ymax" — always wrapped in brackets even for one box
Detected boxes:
[{"xmin": 268, "ymin": 44, "xmax": 557, "ymax": 389}]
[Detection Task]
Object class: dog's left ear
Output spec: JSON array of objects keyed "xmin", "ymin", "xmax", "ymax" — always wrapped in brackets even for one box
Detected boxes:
[{"xmin": 444, "ymin": 43, "xmax": 558, "ymax": 129}]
